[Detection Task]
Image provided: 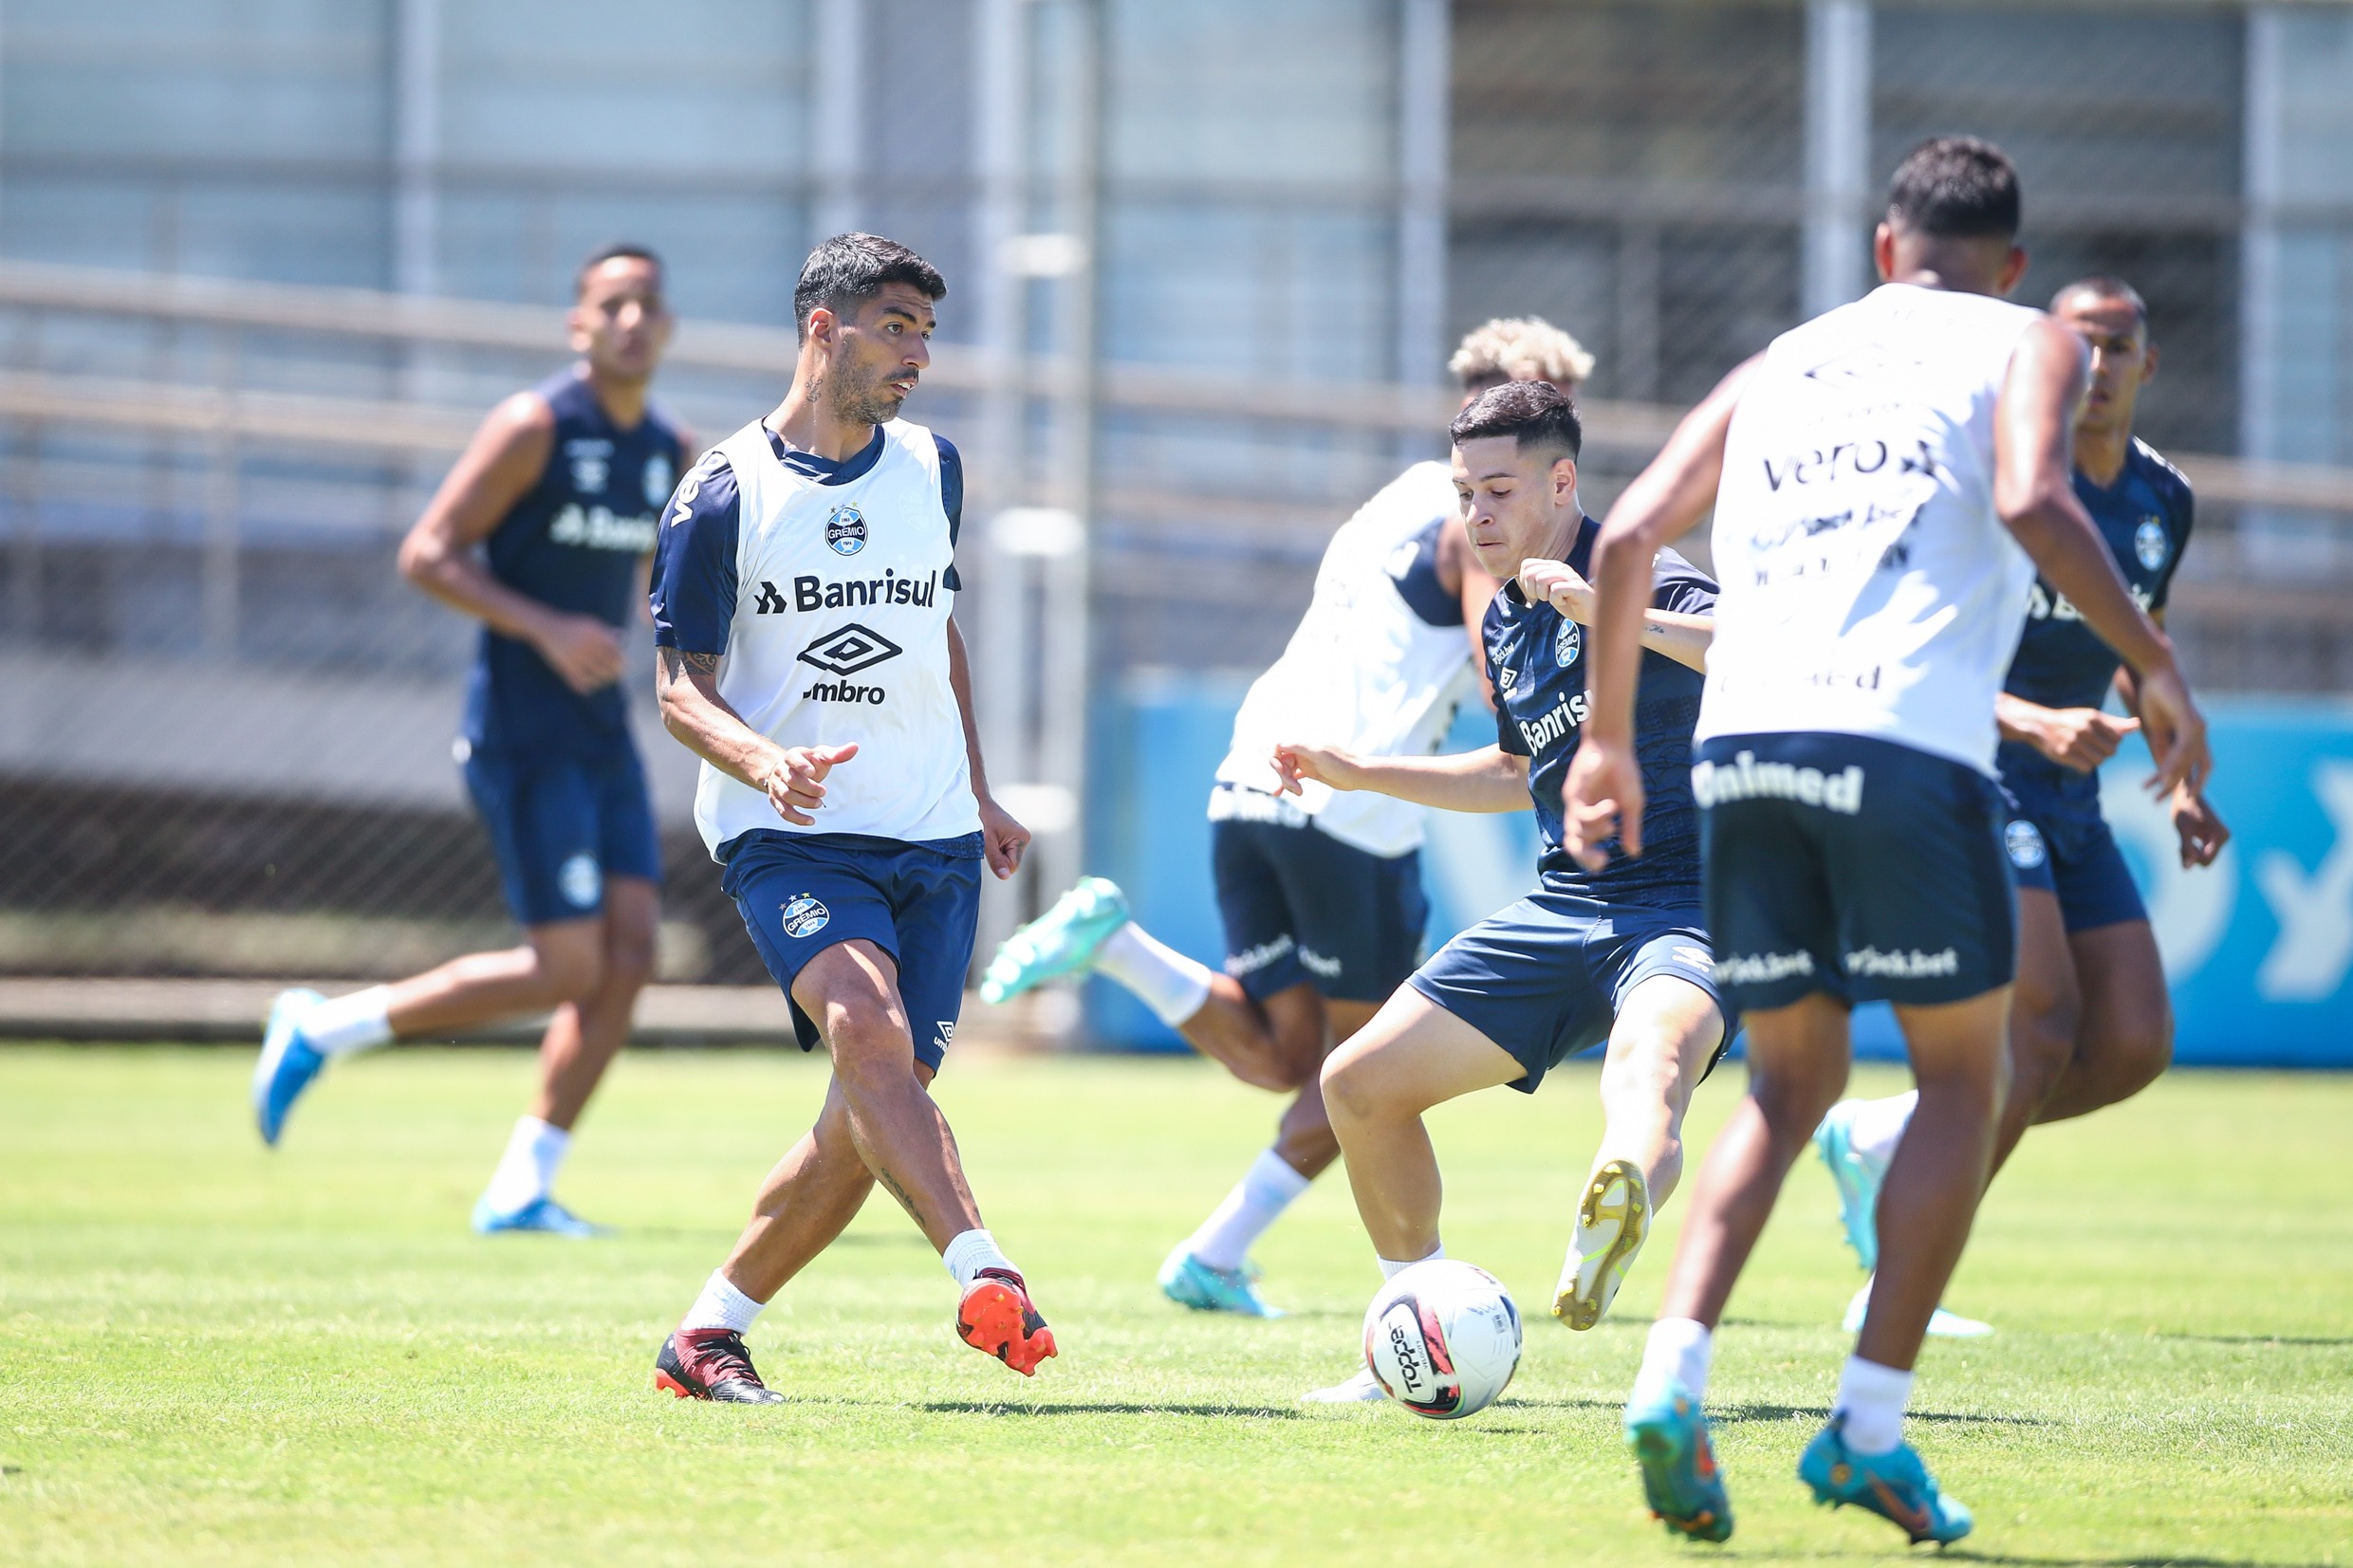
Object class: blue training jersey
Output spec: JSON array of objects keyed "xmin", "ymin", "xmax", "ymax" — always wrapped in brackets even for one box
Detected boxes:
[
  {"xmin": 462, "ymin": 370, "xmax": 688, "ymax": 757},
  {"xmin": 1486, "ymin": 515, "xmax": 1717, "ymax": 902},
  {"xmin": 1997, "ymin": 437, "xmax": 2194, "ymax": 790}
]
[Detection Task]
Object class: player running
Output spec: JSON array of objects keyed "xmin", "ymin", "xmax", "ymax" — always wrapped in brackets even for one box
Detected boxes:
[
  {"xmin": 976, "ymin": 319, "xmax": 1592, "ymax": 1319},
  {"xmin": 1290, "ymin": 378, "xmax": 1729, "ymax": 1400},
  {"xmin": 1573, "ymin": 138, "xmax": 2209, "ymax": 1544},
  {"xmin": 1812, "ymin": 273, "xmax": 2229, "ymax": 1337},
  {"xmin": 643, "ymin": 233, "xmax": 1047, "ymax": 1403},
  {"xmin": 252, "ymin": 244, "xmax": 691, "ymax": 1236}
]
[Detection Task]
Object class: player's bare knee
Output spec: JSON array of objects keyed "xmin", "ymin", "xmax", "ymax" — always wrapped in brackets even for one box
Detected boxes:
[
  {"xmin": 533, "ymin": 942, "xmax": 605, "ymax": 1006},
  {"xmin": 1319, "ymin": 1045, "xmax": 1387, "ymax": 1124}
]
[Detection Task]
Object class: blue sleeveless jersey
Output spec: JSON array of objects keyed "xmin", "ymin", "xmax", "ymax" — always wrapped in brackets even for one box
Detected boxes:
[{"xmin": 461, "ymin": 370, "xmax": 686, "ymax": 757}]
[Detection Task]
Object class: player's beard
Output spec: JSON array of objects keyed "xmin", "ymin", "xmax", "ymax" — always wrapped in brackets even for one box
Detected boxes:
[{"xmin": 829, "ymin": 357, "xmax": 911, "ymax": 428}]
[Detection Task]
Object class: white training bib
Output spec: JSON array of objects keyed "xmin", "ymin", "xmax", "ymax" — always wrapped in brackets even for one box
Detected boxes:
[
  {"xmin": 1700, "ymin": 283, "xmax": 2046, "ymax": 774},
  {"xmin": 1215, "ymin": 460, "xmax": 1479, "ymax": 857},
  {"xmin": 693, "ymin": 417, "xmax": 979, "ymax": 853}
]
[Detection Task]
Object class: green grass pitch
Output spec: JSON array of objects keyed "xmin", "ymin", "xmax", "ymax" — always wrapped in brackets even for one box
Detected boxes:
[{"xmin": 2, "ymin": 1045, "xmax": 2348, "ymax": 1564}]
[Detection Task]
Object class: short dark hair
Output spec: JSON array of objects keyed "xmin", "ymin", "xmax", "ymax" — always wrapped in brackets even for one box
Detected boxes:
[
  {"xmin": 2050, "ymin": 272, "xmax": 2149, "ymax": 331},
  {"xmin": 1450, "ymin": 378, "xmax": 1584, "ymax": 462},
  {"xmin": 576, "ymin": 242, "xmax": 662, "ymax": 297},
  {"xmin": 1886, "ymin": 136, "xmax": 2022, "ymax": 241},
  {"xmin": 793, "ymin": 232, "xmax": 947, "ymax": 341}
]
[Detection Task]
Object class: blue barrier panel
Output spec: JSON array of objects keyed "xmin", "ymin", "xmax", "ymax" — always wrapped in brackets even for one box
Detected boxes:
[{"xmin": 1082, "ymin": 676, "xmax": 2353, "ymax": 1069}]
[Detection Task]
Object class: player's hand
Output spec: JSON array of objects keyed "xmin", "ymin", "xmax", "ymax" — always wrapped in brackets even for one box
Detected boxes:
[
  {"xmin": 977, "ymin": 793, "xmax": 1030, "ymax": 880},
  {"xmin": 1562, "ymin": 736, "xmax": 1643, "ymax": 871},
  {"xmin": 2171, "ymin": 785, "xmax": 2230, "ymax": 869},
  {"xmin": 764, "ymin": 742, "xmax": 860, "ymax": 825},
  {"xmin": 2133, "ymin": 659, "xmax": 2210, "ymax": 800},
  {"xmin": 534, "ymin": 612, "xmax": 629, "ymax": 694},
  {"xmin": 1271, "ymin": 742, "xmax": 1358, "ymax": 795},
  {"xmin": 2027, "ymin": 706, "xmax": 2140, "ymax": 772},
  {"xmin": 1518, "ymin": 558, "xmax": 1596, "ymax": 624}
]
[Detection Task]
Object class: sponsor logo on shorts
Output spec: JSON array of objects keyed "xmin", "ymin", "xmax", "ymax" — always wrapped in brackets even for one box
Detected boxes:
[
  {"xmin": 2005, "ymin": 819, "xmax": 2047, "ymax": 870},
  {"xmin": 1299, "ymin": 947, "xmax": 1343, "ymax": 980},
  {"xmin": 642, "ymin": 452, "xmax": 674, "ymax": 509},
  {"xmin": 1226, "ymin": 933, "xmax": 1295, "ymax": 977},
  {"xmin": 1690, "ymin": 750, "xmax": 1865, "ymax": 814},
  {"xmin": 1554, "ymin": 618, "xmax": 1581, "ymax": 669},
  {"xmin": 2135, "ymin": 516, "xmax": 2169, "ymax": 572},
  {"xmin": 558, "ymin": 853, "xmax": 602, "ymax": 911},
  {"xmin": 825, "ymin": 504, "xmax": 868, "ymax": 556},
  {"xmin": 1717, "ymin": 950, "xmax": 1815, "ymax": 985},
  {"xmin": 781, "ymin": 895, "xmax": 831, "ymax": 939},
  {"xmin": 1670, "ymin": 945, "xmax": 1715, "ymax": 976},
  {"xmin": 1844, "ymin": 945, "xmax": 1960, "ymax": 978},
  {"xmin": 935, "ymin": 1020, "xmax": 955, "ymax": 1054}
]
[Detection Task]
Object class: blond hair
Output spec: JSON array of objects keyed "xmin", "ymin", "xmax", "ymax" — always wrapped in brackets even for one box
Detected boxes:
[{"xmin": 1448, "ymin": 316, "xmax": 1596, "ymax": 392}]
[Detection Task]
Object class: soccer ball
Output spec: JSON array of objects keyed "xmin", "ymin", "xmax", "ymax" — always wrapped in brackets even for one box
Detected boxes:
[{"xmin": 1362, "ymin": 1259, "xmax": 1523, "ymax": 1420}]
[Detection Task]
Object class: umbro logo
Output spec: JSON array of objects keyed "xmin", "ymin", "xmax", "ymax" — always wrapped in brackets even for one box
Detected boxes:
[{"xmin": 797, "ymin": 623, "xmax": 903, "ymax": 676}]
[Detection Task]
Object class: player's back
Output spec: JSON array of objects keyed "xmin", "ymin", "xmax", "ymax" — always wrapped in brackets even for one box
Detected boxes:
[
  {"xmin": 1215, "ymin": 460, "xmax": 1479, "ymax": 856},
  {"xmin": 1700, "ymin": 283, "xmax": 2046, "ymax": 774}
]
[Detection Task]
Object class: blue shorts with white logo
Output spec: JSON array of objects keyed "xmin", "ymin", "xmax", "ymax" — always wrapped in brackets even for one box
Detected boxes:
[
  {"xmin": 1696, "ymin": 731, "xmax": 2014, "ymax": 1012},
  {"xmin": 1210, "ymin": 787, "xmax": 1428, "ymax": 1004},
  {"xmin": 1998, "ymin": 756, "xmax": 2146, "ymax": 934},
  {"xmin": 462, "ymin": 742, "xmax": 661, "ymax": 927},
  {"xmin": 721, "ymin": 828, "xmax": 984, "ymax": 1070},
  {"xmin": 1406, "ymin": 881, "xmax": 1727, "ymax": 1094}
]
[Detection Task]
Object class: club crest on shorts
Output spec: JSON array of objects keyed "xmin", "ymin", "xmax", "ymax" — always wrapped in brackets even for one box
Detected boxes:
[
  {"xmin": 2134, "ymin": 516, "xmax": 2169, "ymax": 572},
  {"xmin": 781, "ymin": 895, "xmax": 831, "ymax": 939},
  {"xmin": 2005, "ymin": 819, "xmax": 2047, "ymax": 870},
  {"xmin": 642, "ymin": 452, "xmax": 674, "ymax": 508},
  {"xmin": 558, "ymin": 853, "xmax": 602, "ymax": 910},
  {"xmin": 1554, "ymin": 618, "xmax": 1582, "ymax": 669},
  {"xmin": 825, "ymin": 505, "xmax": 868, "ymax": 557}
]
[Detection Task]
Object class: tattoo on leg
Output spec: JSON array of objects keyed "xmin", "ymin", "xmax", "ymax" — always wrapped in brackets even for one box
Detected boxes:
[{"xmin": 871, "ymin": 1163, "xmax": 920, "ymax": 1222}]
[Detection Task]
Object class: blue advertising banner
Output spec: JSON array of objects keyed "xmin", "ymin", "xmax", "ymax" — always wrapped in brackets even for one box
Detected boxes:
[{"xmin": 1079, "ymin": 677, "xmax": 2353, "ymax": 1069}]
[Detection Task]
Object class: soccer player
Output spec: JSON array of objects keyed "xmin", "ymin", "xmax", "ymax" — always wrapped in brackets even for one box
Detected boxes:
[
  {"xmin": 1811, "ymin": 274, "xmax": 2229, "ymax": 1337},
  {"xmin": 1289, "ymin": 378, "xmax": 1728, "ymax": 1400},
  {"xmin": 251, "ymin": 244, "xmax": 692, "ymax": 1236},
  {"xmin": 1571, "ymin": 138, "xmax": 2209, "ymax": 1543},
  {"xmin": 977, "ymin": 320, "xmax": 1593, "ymax": 1318},
  {"xmin": 643, "ymin": 233, "xmax": 1047, "ymax": 1403}
]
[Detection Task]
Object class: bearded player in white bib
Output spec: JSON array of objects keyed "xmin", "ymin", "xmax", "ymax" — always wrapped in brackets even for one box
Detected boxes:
[
  {"xmin": 1571, "ymin": 139, "xmax": 2210, "ymax": 1542},
  {"xmin": 643, "ymin": 234, "xmax": 1049, "ymax": 1402},
  {"xmin": 978, "ymin": 322, "xmax": 1593, "ymax": 1320}
]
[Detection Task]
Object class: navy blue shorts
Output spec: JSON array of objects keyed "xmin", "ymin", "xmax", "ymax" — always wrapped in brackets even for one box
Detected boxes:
[
  {"xmin": 1999, "ymin": 761, "xmax": 2147, "ymax": 934},
  {"xmin": 1210, "ymin": 787, "xmax": 1427, "ymax": 1004},
  {"xmin": 1407, "ymin": 881, "xmax": 1726, "ymax": 1094},
  {"xmin": 721, "ymin": 829, "xmax": 984, "ymax": 1070},
  {"xmin": 462, "ymin": 742, "xmax": 661, "ymax": 927},
  {"xmin": 1695, "ymin": 732, "xmax": 2015, "ymax": 1011}
]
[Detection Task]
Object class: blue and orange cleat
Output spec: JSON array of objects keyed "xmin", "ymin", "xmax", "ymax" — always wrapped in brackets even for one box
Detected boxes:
[
  {"xmin": 654, "ymin": 1327, "xmax": 786, "ymax": 1404},
  {"xmin": 1799, "ymin": 1416, "xmax": 1973, "ymax": 1545},
  {"xmin": 1624, "ymin": 1378, "xmax": 1734, "ymax": 1542},
  {"xmin": 956, "ymin": 1268, "xmax": 1057, "ymax": 1375},
  {"xmin": 979, "ymin": 877, "xmax": 1131, "ymax": 1004},
  {"xmin": 252, "ymin": 987, "xmax": 327, "ymax": 1147},
  {"xmin": 1158, "ymin": 1245, "xmax": 1284, "ymax": 1318},
  {"xmin": 472, "ymin": 1194, "xmax": 605, "ymax": 1237}
]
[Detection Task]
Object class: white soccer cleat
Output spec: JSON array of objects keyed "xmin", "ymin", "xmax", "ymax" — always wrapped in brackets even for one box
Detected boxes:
[
  {"xmin": 1301, "ymin": 1366, "xmax": 1387, "ymax": 1404},
  {"xmin": 1843, "ymin": 1280, "xmax": 1994, "ymax": 1338},
  {"xmin": 1555, "ymin": 1157, "xmax": 1651, "ymax": 1330}
]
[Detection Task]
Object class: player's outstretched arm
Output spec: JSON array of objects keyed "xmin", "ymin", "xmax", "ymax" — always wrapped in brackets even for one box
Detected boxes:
[
  {"xmin": 398, "ymin": 392, "xmax": 628, "ymax": 695},
  {"xmin": 947, "ymin": 618, "xmax": 1029, "ymax": 879},
  {"xmin": 655, "ymin": 647, "xmax": 856, "ymax": 827},
  {"xmin": 1516, "ymin": 559, "xmax": 1714, "ymax": 673},
  {"xmin": 1995, "ymin": 692, "xmax": 2140, "ymax": 773},
  {"xmin": 1272, "ymin": 742, "xmax": 1529, "ymax": 813},
  {"xmin": 2108, "ymin": 621, "xmax": 2230, "ymax": 867},
  {"xmin": 1995, "ymin": 320, "xmax": 2209, "ymax": 797}
]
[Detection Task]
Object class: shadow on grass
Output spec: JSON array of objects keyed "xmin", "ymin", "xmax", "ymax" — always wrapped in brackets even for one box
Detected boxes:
[
  {"xmin": 1946, "ymin": 1555, "xmax": 2328, "ymax": 1568},
  {"xmin": 1490, "ymin": 1396, "xmax": 2048, "ymax": 1430},
  {"xmin": 919, "ymin": 1399, "xmax": 1303, "ymax": 1420}
]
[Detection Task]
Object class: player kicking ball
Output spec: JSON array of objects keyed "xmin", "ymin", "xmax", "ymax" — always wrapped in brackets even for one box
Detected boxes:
[
  {"xmin": 1811, "ymin": 273, "xmax": 2228, "ymax": 1337},
  {"xmin": 980, "ymin": 320, "xmax": 1595, "ymax": 1318},
  {"xmin": 1574, "ymin": 138, "xmax": 2208, "ymax": 1544},
  {"xmin": 644, "ymin": 233, "xmax": 1047, "ymax": 1402},
  {"xmin": 1289, "ymin": 379, "xmax": 1729, "ymax": 1399},
  {"xmin": 252, "ymin": 244, "xmax": 693, "ymax": 1236}
]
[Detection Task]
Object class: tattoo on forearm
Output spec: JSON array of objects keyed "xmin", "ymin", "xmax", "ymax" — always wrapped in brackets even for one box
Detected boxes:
[{"xmin": 658, "ymin": 646, "xmax": 721, "ymax": 683}]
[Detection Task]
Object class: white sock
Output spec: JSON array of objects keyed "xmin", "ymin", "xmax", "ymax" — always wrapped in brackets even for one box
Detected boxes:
[
  {"xmin": 1091, "ymin": 921, "xmax": 1215, "ymax": 1027},
  {"xmin": 1635, "ymin": 1316, "xmax": 1714, "ymax": 1402},
  {"xmin": 941, "ymin": 1227, "xmax": 1020, "ymax": 1288},
  {"xmin": 1846, "ymin": 1091, "xmax": 1918, "ymax": 1170},
  {"xmin": 679, "ymin": 1270, "xmax": 765, "ymax": 1334},
  {"xmin": 1832, "ymin": 1354, "xmax": 1914, "ymax": 1455},
  {"xmin": 1186, "ymin": 1149, "xmax": 1314, "ymax": 1271},
  {"xmin": 482, "ymin": 1116, "xmax": 568, "ymax": 1213},
  {"xmin": 1377, "ymin": 1243, "xmax": 1443, "ymax": 1281},
  {"xmin": 301, "ymin": 987, "xmax": 395, "ymax": 1057}
]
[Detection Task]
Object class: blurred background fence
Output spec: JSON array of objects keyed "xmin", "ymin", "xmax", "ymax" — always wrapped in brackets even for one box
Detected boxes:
[{"xmin": 0, "ymin": 0, "xmax": 2349, "ymax": 1004}]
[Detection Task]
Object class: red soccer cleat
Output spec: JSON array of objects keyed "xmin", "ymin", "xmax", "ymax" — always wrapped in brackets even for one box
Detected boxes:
[
  {"xmin": 956, "ymin": 1268, "xmax": 1058, "ymax": 1375},
  {"xmin": 653, "ymin": 1327, "xmax": 787, "ymax": 1404}
]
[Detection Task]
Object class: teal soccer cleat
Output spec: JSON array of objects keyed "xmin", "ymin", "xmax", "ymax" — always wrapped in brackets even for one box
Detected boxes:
[
  {"xmin": 472, "ymin": 1195, "xmax": 604, "ymax": 1237},
  {"xmin": 1624, "ymin": 1379, "xmax": 1733, "ymax": 1542},
  {"xmin": 1799, "ymin": 1417, "xmax": 1973, "ymax": 1545},
  {"xmin": 252, "ymin": 987, "xmax": 327, "ymax": 1147},
  {"xmin": 1812, "ymin": 1098, "xmax": 1883, "ymax": 1273},
  {"xmin": 979, "ymin": 876, "xmax": 1133, "ymax": 1004},
  {"xmin": 1158, "ymin": 1245, "xmax": 1284, "ymax": 1318}
]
